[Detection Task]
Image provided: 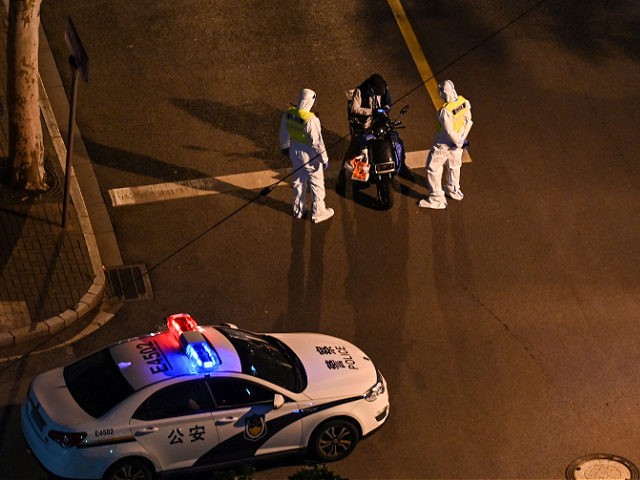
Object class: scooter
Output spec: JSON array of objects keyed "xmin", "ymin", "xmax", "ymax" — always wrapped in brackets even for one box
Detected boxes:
[{"xmin": 342, "ymin": 104, "xmax": 409, "ymax": 210}]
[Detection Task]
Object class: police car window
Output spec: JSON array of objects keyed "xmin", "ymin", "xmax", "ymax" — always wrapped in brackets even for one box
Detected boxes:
[
  {"xmin": 64, "ymin": 347, "xmax": 134, "ymax": 418},
  {"xmin": 207, "ymin": 378, "xmax": 273, "ymax": 409},
  {"xmin": 217, "ymin": 327, "xmax": 307, "ymax": 393},
  {"xmin": 132, "ymin": 380, "xmax": 213, "ymax": 421}
]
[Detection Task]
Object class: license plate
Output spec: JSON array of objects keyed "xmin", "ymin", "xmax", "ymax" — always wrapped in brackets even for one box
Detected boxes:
[{"xmin": 374, "ymin": 162, "xmax": 395, "ymax": 174}]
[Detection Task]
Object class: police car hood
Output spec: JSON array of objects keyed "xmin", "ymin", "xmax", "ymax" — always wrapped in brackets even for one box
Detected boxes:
[{"xmin": 271, "ymin": 333, "xmax": 378, "ymax": 399}]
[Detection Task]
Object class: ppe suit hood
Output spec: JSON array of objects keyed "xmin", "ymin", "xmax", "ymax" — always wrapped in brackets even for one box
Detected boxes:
[
  {"xmin": 439, "ymin": 80, "xmax": 458, "ymax": 103},
  {"xmin": 297, "ymin": 88, "xmax": 316, "ymax": 112}
]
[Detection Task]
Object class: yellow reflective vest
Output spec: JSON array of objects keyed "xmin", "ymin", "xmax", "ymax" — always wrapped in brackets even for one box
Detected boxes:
[
  {"xmin": 442, "ymin": 95, "xmax": 469, "ymax": 133},
  {"xmin": 285, "ymin": 107, "xmax": 315, "ymax": 145}
]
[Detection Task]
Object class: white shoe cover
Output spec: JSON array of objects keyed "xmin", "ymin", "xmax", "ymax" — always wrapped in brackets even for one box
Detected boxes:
[
  {"xmin": 312, "ymin": 208, "xmax": 335, "ymax": 223},
  {"xmin": 418, "ymin": 199, "xmax": 446, "ymax": 209},
  {"xmin": 445, "ymin": 189, "xmax": 464, "ymax": 201}
]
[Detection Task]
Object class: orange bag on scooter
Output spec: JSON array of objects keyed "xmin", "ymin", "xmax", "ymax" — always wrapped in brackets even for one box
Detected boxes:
[{"xmin": 349, "ymin": 155, "xmax": 370, "ymax": 182}]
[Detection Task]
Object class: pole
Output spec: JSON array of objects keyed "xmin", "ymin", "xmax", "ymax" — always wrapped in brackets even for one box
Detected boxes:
[{"xmin": 62, "ymin": 57, "xmax": 79, "ymax": 228}]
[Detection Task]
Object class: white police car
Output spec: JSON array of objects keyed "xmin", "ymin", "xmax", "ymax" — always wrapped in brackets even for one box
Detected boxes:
[{"xmin": 22, "ymin": 314, "xmax": 389, "ymax": 480}]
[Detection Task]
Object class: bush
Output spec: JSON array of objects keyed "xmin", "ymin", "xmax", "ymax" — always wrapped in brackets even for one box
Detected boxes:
[
  {"xmin": 288, "ymin": 463, "xmax": 347, "ymax": 480},
  {"xmin": 208, "ymin": 465, "xmax": 255, "ymax": 480},
  {"xmin": 206, "ymin": 462, "xmax": 346, "ymax": 480}
]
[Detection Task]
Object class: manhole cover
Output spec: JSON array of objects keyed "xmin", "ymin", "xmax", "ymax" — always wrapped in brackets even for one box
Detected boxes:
[
  {"xmin": 105, "ymin": 264, "xmax": 153, "ymax": 302},
  {"xmin": 566, "ymin": 453, "xmax": 639, "ymax": 480}
]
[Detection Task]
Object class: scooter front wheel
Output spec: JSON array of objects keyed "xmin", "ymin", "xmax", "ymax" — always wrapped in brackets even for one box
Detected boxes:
[{"xmin": 376, "ymin": 175, "xmax": 394, "ymax": 210}]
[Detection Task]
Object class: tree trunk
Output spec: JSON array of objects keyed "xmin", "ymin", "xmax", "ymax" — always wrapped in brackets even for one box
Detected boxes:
[{"xmin": 7, "ymin": 0, "xmax": 46, "ymax": 191}]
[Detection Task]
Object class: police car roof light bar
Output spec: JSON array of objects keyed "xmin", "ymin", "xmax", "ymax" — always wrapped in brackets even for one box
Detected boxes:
[
  {"xmin": 179, "ymin": 330, "xmax": 220, "ymax": 370},
  {"xmin": 167, "ymin": 313, "xmax": 199, "ymax": 337}
]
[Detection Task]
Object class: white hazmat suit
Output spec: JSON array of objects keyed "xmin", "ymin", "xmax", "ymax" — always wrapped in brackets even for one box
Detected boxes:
[
  {"xmin": 419, "ymin": 80, "xmax": 473, "ymax": 209},
  {"xmin": 279, "ymin": 88, "xmax": 334, "ymax": 223}
]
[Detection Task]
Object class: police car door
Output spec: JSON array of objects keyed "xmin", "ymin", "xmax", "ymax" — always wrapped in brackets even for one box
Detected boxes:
[
  {"xmin": 129, "ymin": 379, "xmax": 219, "ymax": 472},
  {"xmin": 202, "ymin": 377, "xmax": 302, "ymax": 463}
]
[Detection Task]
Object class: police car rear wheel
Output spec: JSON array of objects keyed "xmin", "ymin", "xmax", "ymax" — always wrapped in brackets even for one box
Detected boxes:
[
  {"xmin": 103, "ymin": 458, "xmax": 154, "ymax": 480},
  {"xmin": 311, "ymin": 419, "xmax": 359, "ymax": 462}
]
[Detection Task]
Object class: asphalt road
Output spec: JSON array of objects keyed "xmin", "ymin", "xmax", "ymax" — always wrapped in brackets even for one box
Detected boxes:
[{"xmin": 2, "ymin": 0, "xmax": 640, "ymax": 479}]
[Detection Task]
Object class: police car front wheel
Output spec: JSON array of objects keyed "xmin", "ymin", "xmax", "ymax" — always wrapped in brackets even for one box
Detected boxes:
[
  {"xmin": 311, "ymin": 419, "xmax": 360, "ymax": 462},
  {"xmin": 103, "ymin": 457, "xmax": 154, "ymax": 480}
]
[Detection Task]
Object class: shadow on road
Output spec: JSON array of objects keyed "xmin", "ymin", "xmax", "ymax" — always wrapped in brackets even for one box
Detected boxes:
[{"xmin": 84, "ymin": 139, "xmax": 291, "ymax": 217}]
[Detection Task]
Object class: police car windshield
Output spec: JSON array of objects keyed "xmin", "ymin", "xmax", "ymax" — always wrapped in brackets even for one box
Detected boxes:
[
  {"xmin": 63, "ymin": 347, "xmax": 135, "ymax": 418},
  {"xmin": 217, "ymin": 327, "xmax": 306, "ymax": 393}
]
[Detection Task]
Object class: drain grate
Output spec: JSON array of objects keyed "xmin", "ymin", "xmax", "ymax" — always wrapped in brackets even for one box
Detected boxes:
[
  {"xmin": 41, "ymin": 157, "xmax": 63, "ymax": 200},
  {"xmin": 105, "ymin": 264, "xmax": 153, "ymax": 301}
]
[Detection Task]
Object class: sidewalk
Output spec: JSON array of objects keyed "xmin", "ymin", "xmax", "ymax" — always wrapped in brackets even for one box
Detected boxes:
[{"xmin": 0, "ymin": 5, "xmax": 120, "ymax": 355}]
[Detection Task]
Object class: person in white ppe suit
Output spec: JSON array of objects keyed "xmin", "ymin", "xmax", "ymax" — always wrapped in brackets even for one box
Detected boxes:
[
  {"xmin": 280, "ymin": 88, "xmax": 334, "ymax": 223},
  {"xmin": 419, "ymin": 80, "xmax": 473, "ymax": 209}
]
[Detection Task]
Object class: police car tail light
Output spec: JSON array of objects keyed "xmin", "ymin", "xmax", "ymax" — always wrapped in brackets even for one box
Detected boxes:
[
  {"xmin": 180, "ymin": 330, "xmax": 220, "ymax": 370},
  {"xmin": 48, "ymin": 430, "xmax": 87, "ymax": 448},
  {"xmin": 167, "ymin": 313, "xmax": 199, "ymax": 337}
]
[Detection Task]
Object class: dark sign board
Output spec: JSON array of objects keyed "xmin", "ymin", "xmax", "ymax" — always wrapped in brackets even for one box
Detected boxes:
[{"xmin": 65, "ymin": 17, "xmax": 89, "ymax": 82}]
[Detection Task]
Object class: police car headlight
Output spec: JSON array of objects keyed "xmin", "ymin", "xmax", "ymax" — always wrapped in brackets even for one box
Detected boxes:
[{"xmin": 364, "ymin": 380, "xmax": 385, "ymax": 402}]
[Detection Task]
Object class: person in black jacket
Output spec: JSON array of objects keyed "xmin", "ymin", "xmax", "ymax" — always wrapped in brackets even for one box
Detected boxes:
[
  {"xmin": 348, "ymin": 73, "xmax": 392, "ymax": 134},
  {"xmin": 344, "ymin": 74, "xmax": 413, "ymax": 181}
]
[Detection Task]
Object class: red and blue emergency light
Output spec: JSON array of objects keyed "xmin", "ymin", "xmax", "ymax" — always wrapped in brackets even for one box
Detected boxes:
[
  {"xmin": 167, "ymin": 313, "xmax": 199, "ymax": 336},
  {"xmin": 166, "ymin": 313, "xmax": 220, "ymax": 370}
]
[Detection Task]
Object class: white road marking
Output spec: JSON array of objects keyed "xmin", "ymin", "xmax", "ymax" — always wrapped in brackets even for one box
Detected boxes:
[
  {"xmin": 108, "ymin": 168, "xmax": 291, "ymax": 206},
  {"xmin": 108, "ymin": 149, "xmax": 471, "ymax": 207}
]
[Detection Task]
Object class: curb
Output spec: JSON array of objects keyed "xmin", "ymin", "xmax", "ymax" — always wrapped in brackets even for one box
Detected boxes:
[{"xmin": 0, "ymin": 18, "xmax": 115, "ymax": 348}]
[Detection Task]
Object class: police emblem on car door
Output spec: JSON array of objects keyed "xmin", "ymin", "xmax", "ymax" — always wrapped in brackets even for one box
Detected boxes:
[
  {"xmin": 193, "ymin": 377, "xmax": 302, "ymax": 465},
  {"xmin": 245, "ymin": 414, "xmax": 267, "ymax": 440}
]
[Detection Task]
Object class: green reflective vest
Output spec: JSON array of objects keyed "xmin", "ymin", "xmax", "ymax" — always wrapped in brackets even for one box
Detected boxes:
[{"xmin": 285, "ymin": 107, "xmax": 315, "ymax": 145}]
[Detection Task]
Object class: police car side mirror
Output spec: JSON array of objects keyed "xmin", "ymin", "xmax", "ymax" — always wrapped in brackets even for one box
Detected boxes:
[{"xmin": 273, "ymin": 394, "xmax": 285, "ymax": 410}]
